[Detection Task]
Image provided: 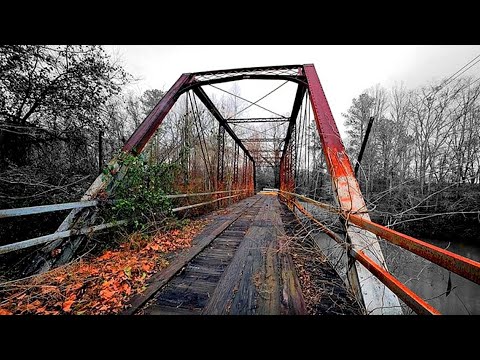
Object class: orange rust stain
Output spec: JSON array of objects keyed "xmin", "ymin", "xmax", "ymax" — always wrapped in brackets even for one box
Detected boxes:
[{"xmin": 326, "ymin": 148, "xmax": 354, "ymax": 178}]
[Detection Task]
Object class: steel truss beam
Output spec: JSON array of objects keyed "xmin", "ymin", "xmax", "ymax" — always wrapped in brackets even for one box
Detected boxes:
[
  {"xmin": 217, "ymin": 125, "xmax": 226, "ymax": 184},
  {"xmin": 280, "ymin": 84, "xmax": 307, "ymax": 162},
  {"xmin": 123, "ymin": 73, "xmax": 194, "ymax": 154},
  {"xmin": 303, "ymin": 63, "xmax": 402, "ymax": 314},
  {"xmin": 192, "ymin": 64, "xmax": 303, "ymax": 77},
  {"xmin": 228, "ymin": 117, "xmax": 289, "ymax": 123},
  {"xmin": 240, "ymin": 138, "xmax": 283, "ymax": 143}
]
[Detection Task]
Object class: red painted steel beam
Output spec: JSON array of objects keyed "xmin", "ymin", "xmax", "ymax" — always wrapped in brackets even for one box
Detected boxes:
[
  {"xmin": 304, "ymin": 63, "xmax": 369, "ymax": 212},
  {"xmin": 350, "ymin": 250, "xmax": 441, "ymax": 315},
  {"xmin": 348, "ymin": 214, "xmax": 480, "ymax": 285},
  {"xmin": 303, "ymin": 64, "xmax": 354, "ymax": 179},
  {"xmin": 304, "ymin": 63, "xmax": 403, "ymax": 313},
  {"xmin": 122, "ymin": 73, "xmax": 194, "ymax": 154}
]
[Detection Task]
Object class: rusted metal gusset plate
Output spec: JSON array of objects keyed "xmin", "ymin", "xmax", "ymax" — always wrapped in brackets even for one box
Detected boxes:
[{"xmin": 303, "ymin": 63, "xmax": 402, "ymax": 314}]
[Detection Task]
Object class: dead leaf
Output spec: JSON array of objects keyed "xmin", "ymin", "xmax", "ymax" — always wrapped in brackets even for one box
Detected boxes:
[
  {"xmin": 0, "ymin": 217, "xmax": 207, "ymax": 315},
  {"xmin": 141, "ymin": 263, "xmax": 153, "ymax": 272},
  {"xmin": 62, "ymin": 301, "xmax": 74, "ymax": 313},
  {"xmin": 44, "ymin": 310, "xmax": 60, "ymax": 315},
  {"xmin": 62, "ymin": 294, "xmax": 76, "ymax": 312},
  {"xmin": 147, "ymin": 243, "xmax": 161, "ymax": 251},
  {"xmin": 102, "ymin": 279, "xmax": 115, "ymax": 288},
  {"xmin": 100, "ymin": 288, "xmax": 115, "ymax": 300},
  {"xmin": 25, "ymin": 300, "xmax": 42, "ymax": 311},
  {"xmin": 0, "ymin": 309, "xmax": 13, "ymax": 315},
  {"xmin": 122, "ymin": 283, "xmax": 131, "ymax": 295},
  {"xmin": 35, "ymin": 307, "xmax": 47, "ymax": 314},
  {"xmin": 99, "ymin": 251, "xmax": 114, "ymax": 261},
  {"xmin": 55, "ymin": 275, "xmax": 66, "ymax": 283}
]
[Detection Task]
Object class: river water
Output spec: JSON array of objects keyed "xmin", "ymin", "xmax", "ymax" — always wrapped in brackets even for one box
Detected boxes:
[
  {"xmin": 380, "ymin": 236, "xmax": 480, "ymax": 315},
  {"xmin": 298, "ymin": 201, "xmax": 480, "ymax": 315}
]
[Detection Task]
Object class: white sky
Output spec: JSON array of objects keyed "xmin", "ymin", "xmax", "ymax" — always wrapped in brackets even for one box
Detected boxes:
[{"xmin": 104, "ymin": 45, "xmax": 480, "ymax": 137}]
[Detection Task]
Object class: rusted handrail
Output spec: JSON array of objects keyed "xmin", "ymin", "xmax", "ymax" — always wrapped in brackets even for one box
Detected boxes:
[
  {"xmin": 292, "ymin": 200, "xmax": 441, "ymax": 315},
  {"xmin": 348, "ymin": 214, "xmax": 480, "ymax": 285},
  {"xmin": 166, "ymin": 189, "xmax": 247, "ymax": 199},
  {"xmin": 280, "ymin": 190, "xmax": 480, "ymax": 285},
  {"xmin": 278, "ymin": 190, "xmax": 340, "ymax": 214},
  {"xmin": 172, "ymin": 194, "xmax": 244, "ymax": 212},
  {"xmin": 279, "ymin": 190, "xmax": 480, "ymax": 314}
]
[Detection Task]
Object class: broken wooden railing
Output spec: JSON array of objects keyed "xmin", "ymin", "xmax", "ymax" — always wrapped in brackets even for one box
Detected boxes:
[
  {"xmin": 0, "ymin": 189, "xmax": 248, "ymax": 256},
  {"xmin": 278, "ymin": 190, "xmax": 480, "ymax": 315}
]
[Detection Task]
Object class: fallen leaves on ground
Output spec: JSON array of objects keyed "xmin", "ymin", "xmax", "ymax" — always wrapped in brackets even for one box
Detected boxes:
[{"xmin": 0, "ymin": 218, "xmax": 210, "ymax": 315}]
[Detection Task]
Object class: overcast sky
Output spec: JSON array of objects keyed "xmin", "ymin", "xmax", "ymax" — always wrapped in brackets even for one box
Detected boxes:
[{"xmin": 104, "ymin": 45, "xmax": 480, "ymax": 136}]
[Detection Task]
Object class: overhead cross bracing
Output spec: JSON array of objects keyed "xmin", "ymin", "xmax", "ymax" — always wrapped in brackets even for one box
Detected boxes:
[{"xmin": 228, "ymin": 117, "xmax": 289, "ymax": 123}]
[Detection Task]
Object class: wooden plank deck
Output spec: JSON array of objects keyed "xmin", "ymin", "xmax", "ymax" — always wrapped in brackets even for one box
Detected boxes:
[{"xmin": 139, "ymin": 194, "xmax": 307, "ymax": 315}]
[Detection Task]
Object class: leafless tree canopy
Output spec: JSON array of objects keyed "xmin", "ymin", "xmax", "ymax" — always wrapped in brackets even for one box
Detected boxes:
[{"xmin": 343, "ymin": 78, "xmax": 480, "ymax": 239}]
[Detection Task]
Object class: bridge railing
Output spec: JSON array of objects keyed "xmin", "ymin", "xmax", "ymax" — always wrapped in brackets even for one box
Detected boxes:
[
  {"xmin": 278, "ymin": 190, "xmax": 480, "ymax": 315},
  {"xmin": 0, "ymin": 189, "xmax": 249, "ymax": 256}
]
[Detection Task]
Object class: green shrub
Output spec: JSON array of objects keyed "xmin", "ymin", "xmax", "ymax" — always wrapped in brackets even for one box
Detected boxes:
[{"xmin": 103, "ymin": 153, "xmax": 179, "ymax": 231}]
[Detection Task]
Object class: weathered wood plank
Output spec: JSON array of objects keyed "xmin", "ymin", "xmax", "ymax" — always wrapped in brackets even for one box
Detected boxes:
[
  {"xmin": 143, "ymin": 305, "xmax": 201, "ymax": 315},
  {"xmin": 254, "ymin": 198, "xmax": 285, "ymax": 314},
  {"xmin": 134, "ymin": 195, "xmax": 308, "ymax": 315},
  {"xmin": 122, "ymin": 196, "xmax": 259, "ymax": 315},
  {"xmin": 271, "ymin": 199, "xmax": 307, "ymax": 314},
  {"xmin": 229, "ymin": 205, "xmax": 271, "ymax": 315},
  {"xmin": 256, "ymin": 237, "xmax": 281, "ymax": 314},
  {"xmin": 203, "ymin": 197, "xmax": 268, "ymax": 314}
]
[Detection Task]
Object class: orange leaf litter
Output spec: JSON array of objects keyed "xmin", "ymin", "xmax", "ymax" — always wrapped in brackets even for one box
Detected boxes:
[{"xmin": 0, "ymin": 218, "xmax": 210, "ymax": 315}]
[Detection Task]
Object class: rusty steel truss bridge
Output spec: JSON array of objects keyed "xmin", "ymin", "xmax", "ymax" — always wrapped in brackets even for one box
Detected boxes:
[{"xmin": 1, "ymin": 64, "xmax": 480, "ymax": 315}]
